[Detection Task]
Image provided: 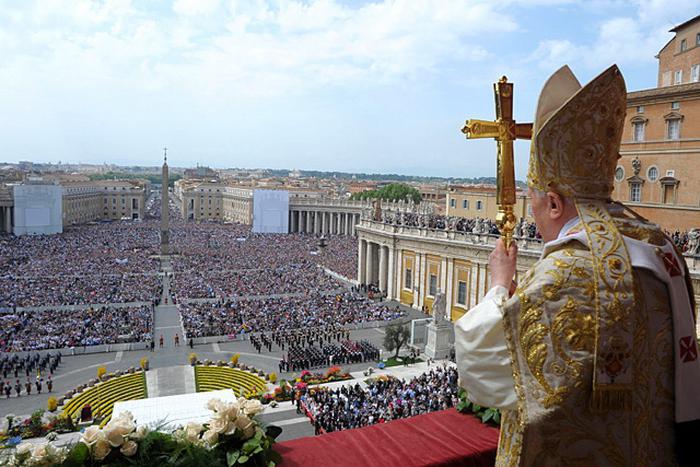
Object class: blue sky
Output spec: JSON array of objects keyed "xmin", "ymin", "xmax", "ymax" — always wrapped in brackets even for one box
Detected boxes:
[{"xmin": 1, "ymin": 0, "xmax": 699, "ymax": 179}]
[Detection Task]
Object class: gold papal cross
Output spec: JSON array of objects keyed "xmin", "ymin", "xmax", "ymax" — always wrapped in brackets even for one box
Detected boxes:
[{"xmin": 461, "ymin": 76, "xmax": 532, "ymax": 247}]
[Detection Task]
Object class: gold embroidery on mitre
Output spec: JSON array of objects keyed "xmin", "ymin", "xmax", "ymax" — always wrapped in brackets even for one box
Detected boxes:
[{"xmin": 527, "ymin": 65, "xmax": 627, "ymax": 199}]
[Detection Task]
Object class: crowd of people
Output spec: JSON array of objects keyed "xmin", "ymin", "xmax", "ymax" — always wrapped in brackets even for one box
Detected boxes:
[
  {"xmin": 0, "ymin": 305, "xmax": 153, "ymax": 351},
  {"xmin": 0, "ymin": 352, "xmax": 61, "ymax": 379},
  {"xmin": 302, "ymin": 365, "xmax": 459, "ymax": 433},
  {"xmin": 282, "ymin": 339, "xmax": 380, "ymax": 372},
  {"xmin": 172, "ymin": 261, "xmax": 344, "ymax": 300},
  {"xmin": 179, "ymin": 292, "xmax": 403, "ymax": 339},
  {"xmin": 0, "ymin": 221, "xmax": 161, "ymax": 308},
  {"xmin": 0, "ymin": 352, "xmax": 60, "ymax": 398},
  {"xmin": 170, "ymin": 222, "xmax": 359, "ymax": 300},
  {"xmin": 378, "ymin": 211, "xmax": 542, "ymax": 239}
]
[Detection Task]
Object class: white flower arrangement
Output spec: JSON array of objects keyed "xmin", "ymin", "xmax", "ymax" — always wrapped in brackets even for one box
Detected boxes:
[
  {"xmin": 9, "ymin": 441, "xmax": 68, "ymax": 467},
  {"xmin": 80, "ymin": 411, "xmax": 143, "ymax": 461},
  {"xmin": 172, "ymin": 397, "xmax": 265, "ymax": 449},
  {"xmin": 7, "ymin": 397, "xmax": 275, "ymax": 467}
]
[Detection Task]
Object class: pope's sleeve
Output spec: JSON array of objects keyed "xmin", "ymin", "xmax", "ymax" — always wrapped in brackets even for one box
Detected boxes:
[{"xmin": 454, "ymin": 285, "xmax": 517, "ymax": 410}]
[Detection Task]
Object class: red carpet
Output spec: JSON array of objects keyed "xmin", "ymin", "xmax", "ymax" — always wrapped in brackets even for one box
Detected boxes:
[{"xmin": 275, "ymin": 409, "xmax": 499, "ymax": 467}]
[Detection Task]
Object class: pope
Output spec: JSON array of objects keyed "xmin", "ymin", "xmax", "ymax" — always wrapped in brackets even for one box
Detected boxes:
[{"xmin": 455, "ymin": 64, "xmax": 700, "ymax": 466}]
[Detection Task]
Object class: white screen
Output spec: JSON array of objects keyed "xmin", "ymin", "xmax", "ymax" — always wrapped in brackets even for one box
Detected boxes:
[
  {"xmin": 252, "ymin": 190, "xmax": 289, "ymax": 234},
  {"xmin": 25, "ymin": 207, "xmax": 51, "ymax": 227}
]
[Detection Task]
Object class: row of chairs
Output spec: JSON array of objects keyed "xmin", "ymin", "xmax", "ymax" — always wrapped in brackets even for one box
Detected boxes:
[
  {"xmin": 195, "ymin": 366, "xmax": 266, "ymax": 397},
  {"xmin": 60, "ymin": 372, "xmax": 147, "ymax": 427}
]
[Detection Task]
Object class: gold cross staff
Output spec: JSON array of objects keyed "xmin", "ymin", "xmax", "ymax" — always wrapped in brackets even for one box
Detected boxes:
[{"xmin": 461, "ymin": 76, "xmax": 532, "ymax": 248}]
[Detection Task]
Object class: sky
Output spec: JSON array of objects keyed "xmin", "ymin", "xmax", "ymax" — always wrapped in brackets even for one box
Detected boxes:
[{"xmin": 1, "ymin": 0, "xmax": 699, "ymax": 179}]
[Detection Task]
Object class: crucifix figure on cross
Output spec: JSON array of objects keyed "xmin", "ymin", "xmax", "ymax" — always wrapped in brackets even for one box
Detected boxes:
[{"xmin": 461, "ymin": 76, "xmax": 532, "ymax": 247}]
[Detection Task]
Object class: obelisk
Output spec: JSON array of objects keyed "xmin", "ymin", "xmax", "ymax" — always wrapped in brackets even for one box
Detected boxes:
[{"xmin": 160, "ymin": 148, "xmax": 170, "ymax": 256}]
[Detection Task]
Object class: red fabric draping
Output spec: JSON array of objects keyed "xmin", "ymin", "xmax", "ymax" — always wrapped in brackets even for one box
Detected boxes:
[{"xmin": 276, "ymin": 409, "xmax": 499, "ymax": 467}]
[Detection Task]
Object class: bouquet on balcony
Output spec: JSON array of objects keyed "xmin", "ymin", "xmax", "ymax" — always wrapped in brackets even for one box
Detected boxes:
[{"xmin": 8, "ymin": 398, "xmax": 282, "ymax": 467}]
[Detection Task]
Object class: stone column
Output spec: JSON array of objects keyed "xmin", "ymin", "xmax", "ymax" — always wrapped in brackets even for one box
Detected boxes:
[
  {"xmin": 351, "ymin": 214, "xmax": 357, "ymax": 236},
  {"xmin": 336, "ymin": 213, "xmax": 341, "ymax": 235},
  {"xmin": 366, "ymin": 242, "xmax": 375, "ymax": 285},
  {"xmin": 379, "ymin": 245, "xmax": 388, "ymax": 293},
  {"xmin": 358, "ymin": 239, "xmax": 367, "ymax": 285},
  {"xmin": 387, "ymin": 247, "xmax": 396, "ymax": 300},
  {"xmin": 314, "ymin": 211, "xmax": 320, "ymax": 235},
  {"xmin": 306, "ymin": 211, "xmax": 312, "ymax": 234},
  {"xmin": 413, "ymin": 252, "xmax": 422, "ymax": 309},
  {"xmin": 444, "ymin": 258, "xmax": 454, "ymax": 320},
  {"xmin": 344, "ymin": 213, "xmax": 349, "ymax": 235}
]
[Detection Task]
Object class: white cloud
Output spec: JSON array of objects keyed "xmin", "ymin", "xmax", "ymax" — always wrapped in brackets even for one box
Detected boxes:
[
  {"xmin": 528, "ymin": 0, "xmax": 700, "ymax": 74},
  {"xmin": 0, "ymin": 0, "xmax": 519, "ymax": 100},
  {"xmin": 173, "ymin": 0, "xmax": 221, "ymax": 17}
]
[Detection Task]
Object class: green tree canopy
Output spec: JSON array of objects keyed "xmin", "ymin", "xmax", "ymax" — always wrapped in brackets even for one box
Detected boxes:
[
  {"xmin": 350, "ymin": 183, "xmax": 421, "ymax": 204},
  {"xmin": 383, "ymin": 322, "xmax": 410, "ymax": 360}
]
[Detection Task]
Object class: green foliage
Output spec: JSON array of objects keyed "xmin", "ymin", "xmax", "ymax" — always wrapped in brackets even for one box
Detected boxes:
[
  {"xmin": 383, "ymin": 323, "xmax": 410, "ymax": 360},
  {"xmin": 62, "ymin": 442, "xmax": 89, "ymax": 467},
  {"xmin": 456, "ymin": 387, "xmax": 501, "ymax": 425},
  {"xmin": 350, "ymin": 183, "xmax": 422, "ymax": 204},
  {"xmin": 381, "ymin": 356, "xmax": 423, "ymax": 367}
]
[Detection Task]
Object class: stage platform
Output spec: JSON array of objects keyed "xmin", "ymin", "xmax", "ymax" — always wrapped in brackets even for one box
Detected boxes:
[{"xmin": 113, "ymin": 389, "xmax": 237, "ymax": 429}]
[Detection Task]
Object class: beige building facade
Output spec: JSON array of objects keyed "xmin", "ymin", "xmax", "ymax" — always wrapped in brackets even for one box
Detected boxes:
[
  {"xmin": 357, "ymin": 219, "xmax": 700, "ymax": 322},
  {"xmin": 445, "ymin": 186, "xmax": 533, "ymax": 223},
  {"xmin": 615, "ymin": 15, "xmax": 700, "ymax": 231},
  {"xmin": 1, "ymin": 178, "xmax": 149, "ymax": 232}
]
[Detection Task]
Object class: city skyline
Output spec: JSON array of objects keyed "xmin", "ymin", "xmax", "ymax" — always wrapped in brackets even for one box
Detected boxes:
[{"xmin": 1, "ymin": 0, "xmax": 698, "ymax": 178}]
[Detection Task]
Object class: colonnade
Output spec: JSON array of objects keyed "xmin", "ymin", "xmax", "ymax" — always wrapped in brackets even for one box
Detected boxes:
[
  {"xmin": 356, "ymin": 219, "xmax": 542, "ymax": 322},
  {"xmin": 357, "ymin": 239, "xmax": 393, "ymax": 296},
  {"xmin": 288, "ymin": 210, "xmax": 361, "ymax": 236}
]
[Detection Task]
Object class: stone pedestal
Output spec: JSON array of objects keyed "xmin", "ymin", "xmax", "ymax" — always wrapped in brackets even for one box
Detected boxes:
[{"xmin": 425, "ymin": 322, "xmax": 453, "ymax": 360}]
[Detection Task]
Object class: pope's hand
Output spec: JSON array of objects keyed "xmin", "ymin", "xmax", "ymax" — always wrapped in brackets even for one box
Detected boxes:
[{"xmin": 489, "ymin": 239, "xmax": 517, "ymax": 290}]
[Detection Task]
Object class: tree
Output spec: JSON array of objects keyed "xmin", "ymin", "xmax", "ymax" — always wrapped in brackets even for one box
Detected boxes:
[
  {"xmin": 384, "ymin": 322, "xmax": 410, "ymax": 360},
  {"xmin": 350, "ymin": 183, "xmax": 422, "ymax": 204}
]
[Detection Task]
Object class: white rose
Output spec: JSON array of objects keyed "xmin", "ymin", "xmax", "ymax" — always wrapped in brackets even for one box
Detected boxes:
[
  {"xmin": 234, "ymin": 415, "xmax": 256, "ymax": 439},
  {"xmin": 201, "ymin": 429, "xmax": 219, "ymax": 447},
  {"xmin": 243, "ymin": 399, "xmax": 263, "ymax": 417},
  {"xmin": 31, "ymin": 443, "xmax": 48, "ymax": 459},
  {"xmin": 93, "ymin": 437, "xmax": 112, "ymax": 461},
  {"xmin": 46, "ymin": 443, "xmax": 68, "ymax": 462},
  {"xmin": 206, "ymin": 398, "xmax": 225, "ymax": 413},
  {"xmin": 185, "ymin": 422, "xmax": 204, "ymax": 437},
  {"xmin": 120, "ymin": 440, "xmax": 138, "ymax": 457},
  {"xmin": 222, "ymin": 403, "xmax": 241, "ymax": 421},
  {"xmin": 114, "ymin": 411, "xmax": 135, "ymax": 425},
  {"xmin": 16, "ymin": 443, "xmax": 33, "ymax": 456},
  {"xmin": 104, "ymin": 426, "xmax": 126, "ymax": 448},
  {"xmin": 105, "ymin": 418, "xmax": 135, "ymax": 437},
  {"xmin": 208, "ymin": 418, "xmax": 230, "ymax": 434},
  {"xmin": 81, "ymin": 426, "xmax": 104, "ymax": 446},
  {"xmin": 130, "ymin": 425, "xmax": 149, "ymax": 441}
]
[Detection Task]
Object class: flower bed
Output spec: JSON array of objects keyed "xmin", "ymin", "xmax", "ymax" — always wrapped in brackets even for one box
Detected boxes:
[
  {"xmin": 1, "ymin": 411, "xmax": 75, "ymax": 447},
  {"xmin": 295, "ymin": 367, "xmax": 352, "ymax": 386},
  {"xmin": 7, "ymin": 398, "xmax": 281, "ymax": 466}
]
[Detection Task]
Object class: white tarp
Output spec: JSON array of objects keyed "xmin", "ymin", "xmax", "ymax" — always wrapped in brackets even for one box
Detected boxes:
[{"xmin": 252, "ymin": 189, "xmax": 289, "ymax": 234}]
